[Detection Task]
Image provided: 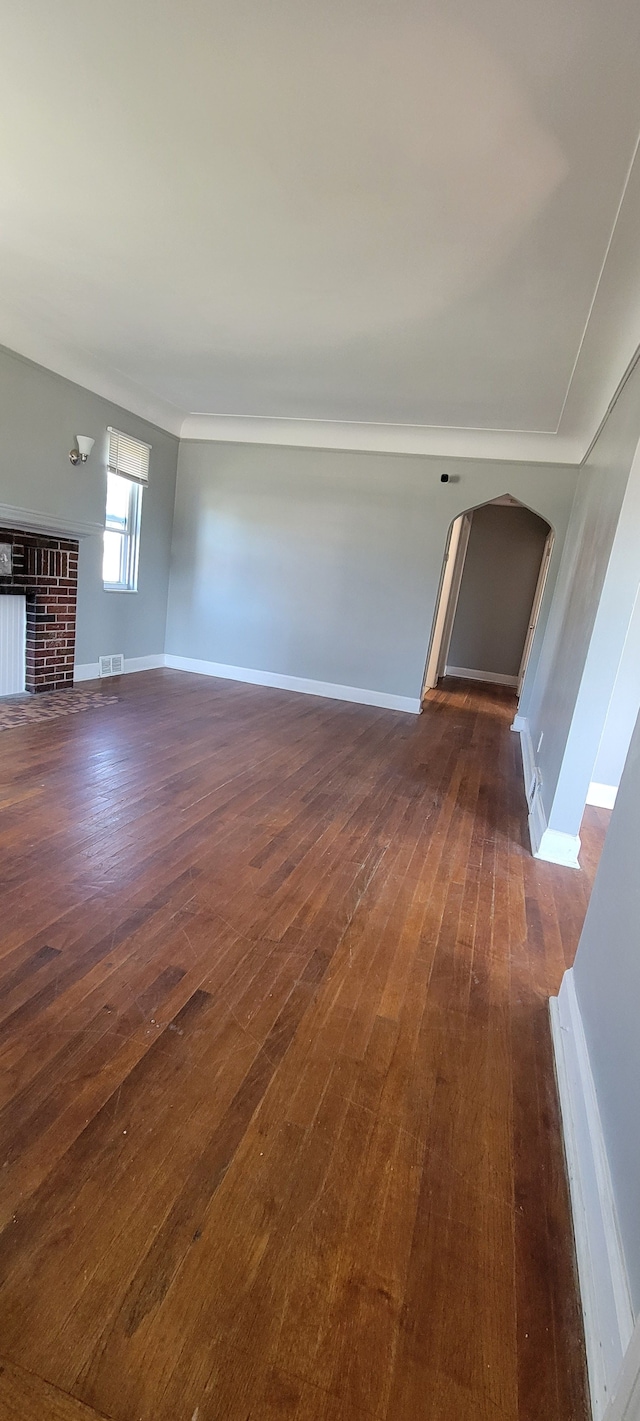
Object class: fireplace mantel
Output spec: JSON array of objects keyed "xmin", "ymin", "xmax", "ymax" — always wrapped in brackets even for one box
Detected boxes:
[{"xmin": 0, "ymin": 502, "xmax": 102, "ymax": 540}]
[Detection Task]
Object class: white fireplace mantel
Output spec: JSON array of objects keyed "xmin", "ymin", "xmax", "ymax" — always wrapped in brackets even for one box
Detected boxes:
[{"xmin": 0, "ymin": 502, "xmax": 103, "ymax": 539}]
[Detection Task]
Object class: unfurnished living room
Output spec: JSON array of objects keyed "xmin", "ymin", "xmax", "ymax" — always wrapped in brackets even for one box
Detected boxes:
[{"xmin": 1, "ymin": 4, "xmax": 640, "ymax": 1420}]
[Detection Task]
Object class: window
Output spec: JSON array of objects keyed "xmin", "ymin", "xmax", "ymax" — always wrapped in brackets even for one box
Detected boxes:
[
  {"xmin": 103, "ymin": 428, "xmax": 150, "ymax": 591},
  {"xmin": 103, "ymin": 471, "xmax": 142, "ymax": 590}
]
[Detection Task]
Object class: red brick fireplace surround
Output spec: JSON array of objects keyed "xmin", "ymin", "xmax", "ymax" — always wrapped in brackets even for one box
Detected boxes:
[{"xmin": 0, "ymin": 526, "xmax": 79, "ymax": 693}]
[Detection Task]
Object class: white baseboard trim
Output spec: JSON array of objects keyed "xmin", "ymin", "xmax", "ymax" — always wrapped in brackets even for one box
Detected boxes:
[
  {"xmin": 73, "ymin": 662, "xmax": 101, "ymax": 682},
  {"xmin": 512, "ymin": 715, "xmax": 581, "ymax": 866},
  {"xmin": 587, "ymin": 782, "xmax": 618, "ymax": 810},
  {"xmin": 515, "ymin": 715, "xmax": 538, "ymax": 808},
  {"xmin": 121, "ymin": 654, "xmax": 167, "ymax": 675},
  {"xmin": 535, "ymin": 823, "xmax": 582, "ymax": 868},
  {"xmin": 74, "ymin": 654, "xmax": 165, "ymax": 683},
  {"xmin": 445, "ymin": 665, "xmax": 518, "ymax": 687},
  {"xmin": 550, "ymin": 970, "xmax": 634, "ymax": 1420},
  {"xmin": 527, "ymin": 782, "xmax": 547, "ymax": 852},
  {"xmin": 163, "ymin": 654, "xmax": 420, "ymax": 714}
]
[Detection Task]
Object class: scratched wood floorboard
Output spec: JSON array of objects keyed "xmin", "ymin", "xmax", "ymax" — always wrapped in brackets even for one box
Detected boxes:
[{"xmin": 0, "ymin": 670, "xmax": 603, "ymax": 1421}]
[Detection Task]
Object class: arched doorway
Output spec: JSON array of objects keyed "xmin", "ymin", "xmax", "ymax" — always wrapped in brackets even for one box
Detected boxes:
[{"xmin": 422, "ymin": 495, "xmax": 553, "ymax": 701}]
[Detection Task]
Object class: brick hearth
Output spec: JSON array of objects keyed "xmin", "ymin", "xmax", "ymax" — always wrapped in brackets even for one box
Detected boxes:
[{"xmin": 0, "ymin": 526, "xmax": 79, "ymax": 693}]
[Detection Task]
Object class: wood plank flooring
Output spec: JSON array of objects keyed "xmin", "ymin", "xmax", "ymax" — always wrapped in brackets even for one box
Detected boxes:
[{"xmin": 0, "ymin": 670, "xmax": 603, "ymax": 1421}]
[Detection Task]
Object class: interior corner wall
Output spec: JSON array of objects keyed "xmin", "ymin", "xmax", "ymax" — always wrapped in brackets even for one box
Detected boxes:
[
  {"xmin": 165, "ymin": 440, "xmax": 577, "ymax": 703},
  {"xmin": 591, "ymin": 583, "xmax": 640, "ymax": 792},
  {"xmin": 570, "ymin": 705, "xmax": 640, "ymax": 1314},
  {"xmin": 552, "ymin": 440, "xmax": 640, "ymax": 834},
  {"xmin": 0, "ymin": 345, "xmax": 179, "ymax": 668},
  {"xmin": 520, "ymin": 356, "xmax": 640, "ymax": 835}
]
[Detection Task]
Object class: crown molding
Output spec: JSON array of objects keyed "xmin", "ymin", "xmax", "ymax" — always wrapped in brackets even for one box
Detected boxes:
[
  {"xmin": 9, "ymin": 313, "xmax": 640, "ymax": 466},
  {"xmin": 179, "ymin": 413, "xmax": 584, "ymax": 465},
  {"xmin": 1, "ymin": 323, "xmax": 585, "ymax": 460},
  {"xmin": 0, "ymin": 320, "xmax": 183, "ymax": 438}
]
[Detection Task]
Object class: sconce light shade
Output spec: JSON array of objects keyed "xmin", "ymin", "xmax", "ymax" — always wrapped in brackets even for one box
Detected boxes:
[{"xmin": 69, "ymin": 435, "xmax": 95, "ymax": 465}]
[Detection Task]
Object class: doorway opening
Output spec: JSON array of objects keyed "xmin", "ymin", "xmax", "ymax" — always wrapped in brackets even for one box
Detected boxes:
[{"xmin": 422, "ymin": 495, "xmax": 553, "ymax": 702}]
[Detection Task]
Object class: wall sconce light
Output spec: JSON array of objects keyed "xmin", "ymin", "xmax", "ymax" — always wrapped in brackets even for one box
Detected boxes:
[{"xmin": 69, "ymin": 435, "xmax": 95, "ymax": 465}]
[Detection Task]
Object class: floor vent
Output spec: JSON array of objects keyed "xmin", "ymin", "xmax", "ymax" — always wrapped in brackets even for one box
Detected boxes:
[{"xmin": 99, "ymin": 654, "xmax": 125, "ymax": 678}]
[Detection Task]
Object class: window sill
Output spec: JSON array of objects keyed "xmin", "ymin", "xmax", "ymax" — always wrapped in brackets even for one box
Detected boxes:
[{"xmin": 103, "ymin": 584, "xmax": 138, "ymax": 594}]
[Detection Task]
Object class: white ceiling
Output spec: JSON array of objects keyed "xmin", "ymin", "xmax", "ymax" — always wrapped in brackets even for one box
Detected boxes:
[{"xmin": 2, "ymin": 0, "xmax": 640, "ymax": 460}]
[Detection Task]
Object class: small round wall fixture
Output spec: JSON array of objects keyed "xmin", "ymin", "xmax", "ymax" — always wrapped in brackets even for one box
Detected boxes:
[{"xmin": 69, "ymin": 436, "xmax": 95, "ymax": 465}]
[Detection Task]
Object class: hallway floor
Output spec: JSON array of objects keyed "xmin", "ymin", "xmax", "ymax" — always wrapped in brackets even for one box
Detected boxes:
[{"xmin": 0, "ymin": 670, "xmax": 603, "ymax": 1420}]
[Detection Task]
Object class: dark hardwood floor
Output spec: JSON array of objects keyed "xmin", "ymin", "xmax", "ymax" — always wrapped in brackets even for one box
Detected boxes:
[{"xmin": 0, "ymin": 669, "xmax": 605, "ymax": 1420}]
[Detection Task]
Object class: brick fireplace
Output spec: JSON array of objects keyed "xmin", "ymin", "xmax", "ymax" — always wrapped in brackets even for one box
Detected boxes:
[{"xmin": 0, "ymin": 526, "xmax": 79, "ymax": 693}]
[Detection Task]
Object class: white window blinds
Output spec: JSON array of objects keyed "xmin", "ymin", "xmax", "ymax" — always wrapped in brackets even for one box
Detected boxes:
[{"xmin": 107, "ymin": 427, "xmax": 151, "ymax": 485}]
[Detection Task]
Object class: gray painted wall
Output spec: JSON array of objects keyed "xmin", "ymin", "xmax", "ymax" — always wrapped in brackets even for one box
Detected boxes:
[
  {"xmin": 591, "ymin": 585, "xmax": 640, "ymax": 792},
  {"xmin": 166, "ymin": 441, "xmax": 577, "ymax": 702},
  {"xmin": 548, "ymin": 444, "xmax": 640, "ymax": 835},
  {"xmin": 572, "ymin": 706, "xmax": 640, "ymax": 1312},
  {"xmin": 0, "ymin": 345, "xmax": 179, "ymax": 666},
  {"xmin": 520, "ymin": 358, "xmax": 640, "ymax": 833},
  {"xmin": 447, "ymin": 503, "xmax": 549, "ymax": 678}
]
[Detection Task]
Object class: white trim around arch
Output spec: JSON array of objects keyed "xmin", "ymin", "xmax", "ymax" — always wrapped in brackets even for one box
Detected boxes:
[{"xmin": 421, "ymin": 511, "xmax": 471, "ymax": 694}]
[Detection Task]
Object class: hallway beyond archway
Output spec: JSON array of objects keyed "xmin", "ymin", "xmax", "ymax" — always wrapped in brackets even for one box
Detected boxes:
[{"xmin": 424, "ymin": 498, "xmax": 553, "ymax": 699}]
